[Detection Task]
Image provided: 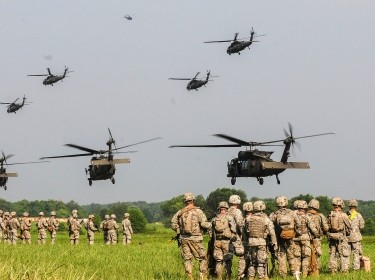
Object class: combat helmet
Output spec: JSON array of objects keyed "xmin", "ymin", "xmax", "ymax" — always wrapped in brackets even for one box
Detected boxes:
[
  {"xmin": 124, "ymin": 213, "xmax": 130, "ymax": 218},
  {"xmin": 183, "ymin": 192, "xmax": 195, "ymax": 202},
  {"xmin": 243, "ymin": 202, "xmax": 253, "ymax": 212},
  {"xmin": 293, "ymin": 200, "xmax": 302, "ymax": 210},
  {"xmin": 50, "ymin": 211, "xmax": 56, "ymax": 216},
  {"xmin": 39, "ymin": 211, "xmax": 44, "ymax": 216},
  {"xmin": 348, "ymin": 199, "xmax": 358, "ymax": 208},
  {"xmin": 308, "ymin": 199, "xmax": 320, "ymax": 210},
  {"xmin": 296, "ymin": 200, "xmax": 308, "ymax": 209},
  {"xmin": 72, "ymin": 209, "xmax": 78, "ymax": 214},
  {"xmin": 105, "ymin": 214, "xmax": 110, "ymax": 219},
  {"xmin": 276, "ymin": 196, "xmax": 288, "ymax": 207},
  {"xmin": 229, "ymin": 194, "xmax": 241, "ymax": 205},
  {"xmin": 253, "ymin": 200, "xmax": 266, "ymax": 212},
  {"xmin": 23, "ymin": 212, "xmax": 29, "ymax": 217},
  {"xmin": 89, "ymin": 214, "xmax": 94, "ymax": 219},
  {"xmin": 0, "ymin": 209, "xmax": 3, "ymax": 215},
  {"xmin": 4, "ymin": 212, "xmax": 9, "ymax": 216},
  {"xmin": 332, "ymin": 197, "xmax": 345, "ymax": 208},
  {"xmin": 217, "ymin": 201, "xmax": 229, "ymax": 210},
  {"xmin": 10, "ymin": 211, "xmax": 16, "ymax": 217},
  {"xmin": 110, "ymin": 214, "xmax": 116, "ymax": 219}
]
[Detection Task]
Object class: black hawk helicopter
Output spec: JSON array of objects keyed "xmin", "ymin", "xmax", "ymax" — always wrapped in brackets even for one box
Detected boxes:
[
  {"xmin": 0, "ymin": 95, "xmax": 31, "ymax": 113},
  {"xmin": 27, "ymin": 67, "xmax": 72, "ymax": 86},
  {"xmin": 40, "ymin": 129, "xmax": 160, "ymax": 186},
  {"xmin": 0, "ymin": 152, "xmax": 48, "ymax": 191},
  {"xmin": 169, "ymin": 71, "xmax": 217, "ymax": 91},
  {"xmin": 204, "ymin": 28, "xmax": 264, "ymax": 55},
  {"xmin": 170, "ymin": 123, "xmax": 334, "ymax": 185},
  {"xmin": 124, "ymin": 14, "xmax": 134, "ymax": 20}
]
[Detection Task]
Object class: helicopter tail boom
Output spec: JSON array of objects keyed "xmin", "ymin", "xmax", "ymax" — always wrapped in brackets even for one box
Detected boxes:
[
  {"xmin": 261, "ymin": 162, "xmax": 309, "ymax": 170},
  {"xmin": 0, "ymin": 173, "xmax": 18, "ymax": 178}
]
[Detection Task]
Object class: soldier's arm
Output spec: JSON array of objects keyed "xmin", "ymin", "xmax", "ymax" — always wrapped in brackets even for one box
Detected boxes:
[
  {"xmin": 198, "ymin": 210, "xmax": 212, "ymax": 230},
  {"xmin": 266, "ymin": 217, "xmax": 278, "ymax": 248},
  {"xmin": 306, "ymin": 216, "xmax": 319, "ymax": 238},
  {"xmin": 358, "ymin": 213, "xmax": 365, "ymax": 230},
  {"xmin": 319, "ymin": 214, "xmax": 329, "ymax": 234},
  {"xmin": 171, "ymin": 211, "xmax": 181, "ymax": 233},
  {"xmin": 129, "ymin": 223, "xmax": 133, "ymax": 234}
]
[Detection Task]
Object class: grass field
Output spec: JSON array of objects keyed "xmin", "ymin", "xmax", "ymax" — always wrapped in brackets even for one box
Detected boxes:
[{"xmin": 0, "ymin": 224, "xmax": 373, "ymax": 279}]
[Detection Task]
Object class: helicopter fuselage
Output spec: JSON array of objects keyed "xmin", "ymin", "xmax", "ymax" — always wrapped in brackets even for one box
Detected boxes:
[
  {"xmin": 187, "ymin": 80, "xmax": 208, "ymax": 91},
  {"xmin": 43, "ymin": 75, "xmax": 64, "ymax": 86},
  {"xmin": 227, "ymin": 40, "xmax": 253, "ymax": 55},
  {"xmin": 7, "ymin": 104, "xmax": 23, "ymax": 113}
]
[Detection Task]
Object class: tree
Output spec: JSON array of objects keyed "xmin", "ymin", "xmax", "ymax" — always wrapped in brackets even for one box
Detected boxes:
[
  {"xmin": 206, "ymin": 188, "xmax": 247, "ymax": 216},
  {"xmin": 128, "ymin": 207, "xmax": 147, "ymax": 233}
]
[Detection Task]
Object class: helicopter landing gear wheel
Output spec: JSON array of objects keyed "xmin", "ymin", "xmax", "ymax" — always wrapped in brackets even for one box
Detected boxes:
[
  {"xmin": 258, "ymin": 177, "xmax": 264, "ymax": 185},
  {"xmin": 88, "ymin": 179, "xmax": 92, "ymax": 186},
  {"xmin": 231, "ymin": 177, "xmax": 236, "ymax": 185},
  {"xmin": 276, "ymin": 175, "xmax": 280, "ymax": 185},
  {"xmin": 111, "ymin": 177, "xmax": 115, "ymax": 184},
  {"xmin": 4, "ymin": 185, "xmax": 7, "ymax": 191}
]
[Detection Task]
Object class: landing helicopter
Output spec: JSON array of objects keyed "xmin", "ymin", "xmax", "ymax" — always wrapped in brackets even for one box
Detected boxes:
[
  {"xmin": 0, "ymin": 95, "xmax": 31, "ymax": 113},
  {"xmin": 169, "ymin": 71, "xmax": 217, "ymax": 91},
  {"xmin": 170, "ymin": 123, "xmax": 334, "ymax": 185},
  {"xmin": 0, "ymin": 152, "xmax": 48, "ymax": 191},
  {"xmin": 27, "ymin": 67, "xmax": 72, "ymax": 86},
  {"xmin": 40, "ymin": 129, "xmax": 161, "ymax": 186},
  {"xmin": 204, "ymin": 28, "xmax": 264, "ymax": 55}
]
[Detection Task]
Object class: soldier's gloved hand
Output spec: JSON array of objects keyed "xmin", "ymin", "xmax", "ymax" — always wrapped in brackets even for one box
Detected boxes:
[{"xmin": 230, "ymin": 235, "xmax": 237, "ymax": 242}]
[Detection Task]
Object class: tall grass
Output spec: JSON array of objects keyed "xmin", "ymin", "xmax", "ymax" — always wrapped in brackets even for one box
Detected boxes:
[{"xmin": 0, "ymin": 224, "xmax": 373, "ymax": 279}]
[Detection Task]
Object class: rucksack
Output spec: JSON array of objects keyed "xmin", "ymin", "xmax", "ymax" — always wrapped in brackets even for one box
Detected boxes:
[
  {"xmin": 214, "ymin": 216, "xmax": 229, "ymax": 233},
  {"xmin": 179, "ymin": 208, "xmax": 200, "ymax": 235},
  {"xmin": 328, "ymin": 211, "xmax": 344, "ymax": 232},
  {"xmin": 276, "ymin": 209, "xmax": 295, "ymax": 239}
]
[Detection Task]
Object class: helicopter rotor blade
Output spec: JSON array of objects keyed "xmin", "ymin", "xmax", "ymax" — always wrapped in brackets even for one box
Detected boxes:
[
  {"xmin": 170, "ymin": 144, "xmax": 241, "ymax": 148},
  {"xmin": 193, "ymin": 72, "xmax": 200, "ymax": 80},
  {"xmin": 27, "ymin": 74, "xmax": 49, "ymax": 77},
  {"xmin": 6, "ymin": 160, "xmax": 49, "ymax": 166},
  {"xmin": 64, "ymin": 144, "xmax": 99, "ymax": 154},
  {"xmin": 40, "ymin": 153, "xmax": 93, "ymax": 160},
  {"xmin": 204, "ymin": 39, "xmax": 233, "ymax": 43},
  {"xmin": 113, "ymin": 137, "xmax": 161, "ymax": 151},
  {"xmin": 234, "ymin": 32, "xmax": 239, "ymax": 41},
  {"xmin": 168, "ymin": 78, "xmax": 192, "ymax": 81},
  {"xmin": 0, "ymin": 102, "xmax": 12, "ymax": 105},
  {"xmin": 108, "ymin": 128, "xmax": 118, "ymax": 154},
  {"xmin": 213, "ymin": 134, "xmax": 250, "ymax": 146}
]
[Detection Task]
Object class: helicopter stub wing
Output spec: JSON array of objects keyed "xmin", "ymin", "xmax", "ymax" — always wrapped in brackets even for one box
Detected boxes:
[
  {"xmin": 261, "ymin": 162, "xmax": 310, "ymax": 170},
  {"xmin": 91, "ymin": 158, "xmax": 130, "ymax": 166},
  {"xmin": 0, "ymin": 173, "xmax": 18, "ymax": 178}
]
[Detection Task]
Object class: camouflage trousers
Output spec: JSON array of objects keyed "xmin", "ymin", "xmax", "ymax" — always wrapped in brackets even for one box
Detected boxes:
[
  {"xmin": 50, "ymin": 230, "xmax": 57, "ymax": 244},
  {"xmin": 70, "ymin": 230, "xmax": 80, "ymax": 245},
  {"xmin": 180, "ymin": 238, "xmax": 208, "ymax": 276},
  {"xmin": 38, "ymin": 229, "xmax": 47, "ymax": 244},
  {"xmin": 22, "ymin": 230, "xmax": 32, "ymax": 244},
  {"xmin": 224, "ymin": 235, "xmax": 245, "ymax": 278},
  {"xmin": 106, "ymin": 229, "xmax": 117, "ymax": 244},
  {"xmin": 276, "ymin": 238, "xmax": 299, "ymax": 276},
  {"xmin": 294, "ymin": 240, "xmax": 312, "ymax": 276},
  {"xmin": 123, "ymin": 233, "xmax": 132, "ymax": 245},
  {"xmin": 328, "ymin": 239, "xmax": 350, "ymax": 273},
  {"xmin": 9, "ymin": 229, "xmax": 18, "ymax": 245},
  {"xmin": 349, "ymin": 241, "xmax": 363, "ymax": 271},
  {"xmin": 87, "ymin": 231, "xmax": 95, "ymax": 245},
  {"xmin": 213, "ymin": 239, "xmax": 230, "ymax": 278},
  {"xmin": 248, "ymin": 245, "xmax": 268, "ymax": 279}
]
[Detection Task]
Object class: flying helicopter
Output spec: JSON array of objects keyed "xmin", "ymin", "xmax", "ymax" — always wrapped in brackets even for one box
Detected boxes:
[
  {"xmin": 0, "ymin": 95, "xmax": 31, "ymax": 113},
  {"xmin": 170, "ymin": 123, "xmax": 334, "ymax": 185},
  {"xmin": 204, "ymin": 28, "xmax": 264, "ymax": 55},
  {"xmin": 124, "ymin": 14, "xmax": 134, "ymax": 20},
  {"xmin": 0, "ymin": 152, "xmax": 48, "ymax": 191},
  {"xmin": 27, "ymin": 67, "xmax": 72, "ymax": 86},
  {"xmin": 40, "ymin": 129, "xmax": 161, "ymax": 186},
  {"xmin": 169, "ymin": 71, "xmax": 217, "ymax": 91}
]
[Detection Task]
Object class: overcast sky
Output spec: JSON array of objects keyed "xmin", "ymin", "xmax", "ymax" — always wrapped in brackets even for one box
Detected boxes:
[{"xmin": 0, "ymin": 1, "xmax": 374, "ymax": 204}]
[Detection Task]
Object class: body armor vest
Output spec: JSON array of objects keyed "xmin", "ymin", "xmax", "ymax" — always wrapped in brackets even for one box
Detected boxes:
[{"xmin": 248, "ymin": 214, "xmax": 266, "ymax": 238}]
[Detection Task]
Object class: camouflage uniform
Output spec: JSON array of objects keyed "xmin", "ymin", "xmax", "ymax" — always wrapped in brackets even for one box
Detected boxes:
[
  {"xmin": 37, "ymin": 212, "xmax": 49, "ymax": 244},
  {"xmin": 8, "ymin": 211, "xmax": 20, "ymax": 245},
  {"xmin": 211, "ymin": 202, "xmax": 237, "ymax": 280},
  {"xmin": 269, "ymin": 196, "xmax": 300, "ymax": 277},
  {"xmin": 100, "ymin": 214, "xmax": 110, "ymax": 243},
  {"xmin": 347, "ymin": 199, "xmax": 365, "ymax": 271},
  {"xmin": 48, "ymin": 211, "xmax": 60, "ymax": 244},
  {"xmin": 242, "ymin": 202, "xmax": 253, "ymax": 277},
  {"xmin": 327, "ymin": 197, "xmax": 352, "ymax": 274},
  {"xmin": 69, "ymin": 213, "xmax": 81, "ymax": 245},
  {"xmin": 226, "ymin": 195, "xmax": 246, "ymax": 279},
  {"xmin": 20, "ymin": 212, "xmax": 32, "ymax": 244},
  {"xmin": 171, "ymin": 192, "xmax": 211, "ymax": 280},
  {"xmin": 3, "ymin": 212, "xmax": 10, "ymax": 244},
  {"xmin": 294, "ymin": 201, "xmax": 319, "ymax": 277},
  {"xmin": 0, "ymin": 210, "xmax": 4, "ymax": 242},
  {"xmin": 122, "ymin": 213, "xmax": 133, "ymax": 245},
  {"xmin": 86, "ymin": 214, "xmax": 99, "ymax": 245},
  {"xmin": 244, "ymin": 201, "xmax": 277, "ymax": 280},
  {"xmin": 106, "ymin": 214, "xmax": 119, "ymax": 245},
  {"xmin": 306, "ymin": 199, "xmax": 329, "ymax": 275}
]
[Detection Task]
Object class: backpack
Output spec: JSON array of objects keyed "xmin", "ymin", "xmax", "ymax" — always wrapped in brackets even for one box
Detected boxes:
[
  {"xmin": 328, "ymin": 211, "xmax": 344, "ymax": 232},
  {"xmin": 214, "ymin": 216, "xmax": 229, "ymax": 233},
  {"xmin": 179, "ymin": 208, "xmax": 200, "ymax": 235},
  {"xmin": 276, "ymin": 209, "xmax": 295, "ymax": 239}
]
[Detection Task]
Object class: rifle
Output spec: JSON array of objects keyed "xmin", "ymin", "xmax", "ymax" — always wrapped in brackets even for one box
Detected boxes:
[
  {"xmin": 207, "ymin": 224, "xmax": 216, "ymax": 278},
  {"xmin": 169, "ymin": 234, "xmax": 181, "ymax": 247},
  {"xmin": 267, "ymin": 236, "xmax": 276, "ymax": 277}
]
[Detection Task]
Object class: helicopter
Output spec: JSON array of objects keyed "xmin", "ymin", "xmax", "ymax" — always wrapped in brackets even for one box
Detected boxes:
[
  {"xmin": 40, "ymin": 129, "xmax": 161, "ymax": 186},
  {"xmin": 204, "ymin": 28, "xmax": 264, "ymax": 55},
  {"xmin": 170, "ymin": 123, "xmax": 334, "ymax": 185},
  {"xmin": 0, "ymin": 152, "xmax": 48, "ymax": 191},
  {"xmin": 27, "ymin": 67, "xmax": 72, "ymax": 86},
  {"xmin": 169, "ymin": 71, "xmax": 217, "ymax": 91},
  {"xmin": 0, "ymin": 95, "xmax": 31, "ymax": 113},
  {"xmin": 124, "ymin": 14, "xmax": 134, "ymax": 20}
]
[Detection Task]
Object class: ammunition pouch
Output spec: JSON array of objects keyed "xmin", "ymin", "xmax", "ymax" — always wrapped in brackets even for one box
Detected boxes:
[{"xmin": 280, "ymin": 229, "xmax": 295, "ymax": 240}]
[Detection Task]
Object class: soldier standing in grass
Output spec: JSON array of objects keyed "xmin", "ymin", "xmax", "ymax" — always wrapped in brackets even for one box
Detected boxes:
[
  {"xmin": 171, "ymin": 192, "xmax": 212, "ymax": 280},
  {"xmin": 8, "ymin": 211, "xmax": 20, "ymax": 245},
  {"xmin": 327, "ymin": 197, "xmax": 352, "ymax": 274},
  {"xmin": 122, "ymin": 213, "xmax": 133, "ymax": 245},
  {"xmin": 100, "ymin": 214, "xmax": 110, "ymax": 244},
  {"xmin": 3, "ymin": 212, "xmax": 10, "ymax": 244},
  {"xmin": 48, "ymin": 211, "xmax": 60, "ymax": 244},
  {"xmin": 106, "ymin": 214, "xmax": 119, "ymax": 245},
  {"xmin": 37, "ymin": 212, "xmax": 49, "ymax": 244},
  {"xmin": 0, "ymin": 209, "xmax": 4, "ymax": 242},
  {"xmin": 20, "ymin": 212, "xmax": 32, "ymax": 244},
  {"xmin": 86, "ymin": 214, "xmax": 99, "ymax": 245},
  {"xmin": 69, "ymin": 213, "xmax": 81, "ymax": 245},
  {"xmin": 346, "ymin": 199, "xmax": 365, "ymax": 271}
]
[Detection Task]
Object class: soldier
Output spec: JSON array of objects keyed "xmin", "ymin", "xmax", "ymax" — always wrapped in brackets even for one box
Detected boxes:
[
  {"xmin": 68, "ymin": 209, "xmax": 78, "ymax": 229},
  {"xmin": 294, "ymin": 200, "xmax": 319, "ymax": 277},
  {"xmin": 86, "ymin": 214, "xmax": 99, "ymax": 245},
  {"xmin": 245, "ymin": 200, "xmax": 277, "ymax": 280},
  {"xmin": 69, "ymin": 213, "xmax": 81, "ymax": 245},
  {"xmin": 8, "ymin": 211, "xmax": 20, "ymax": 245},
  {"xmin": 122, "ymin": 212, "xmax": 133, "ymax": 245},
  {"xmin": 171, "ymin": 192, "xmax": 211, "ymax": 280},
  {"xmin": 36, "ymin": 212, "xmax": 49, "ymax": 244},
  {"xmin": 269, "ymin": 196, "xmax": 300, "ymax": 277},
  {"xmin": 226, "ymin": 194, "xmax": 246, "ymax": 279},
  {"xmin": 48, "ymin": 211, "xmax": 60, "ymax": 244},
  {"xmin": 100, "ymin": 214, "xmax": 110, "ymax": 244},
  {"xmin": 0, "ymin": 209, "xmax": 4, "ymax": 242},
  {"xmin": 106, "ymin": 214, "xmax": 119, "ymax": 245},
  {"xmin": 242, "ymin": 201, "xmax": 253, "ymax": 275},
  {"xmin": 3, "ymin": 212, "xmax": 10, "ymax": 244},
  {"xmin": 327, "ymin": 197, "xmax": 352, "ymax": 274},
  {"xmin": 20, "ymin": 212, "xmax": 32, "ymax": 244},
  {"xmin": 306, "ymin": 199, "xmax": 329, "ymax": 276},
  {"xmin": 347, "ymin": 199, "xmax": 365, "ymax": 271}
]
